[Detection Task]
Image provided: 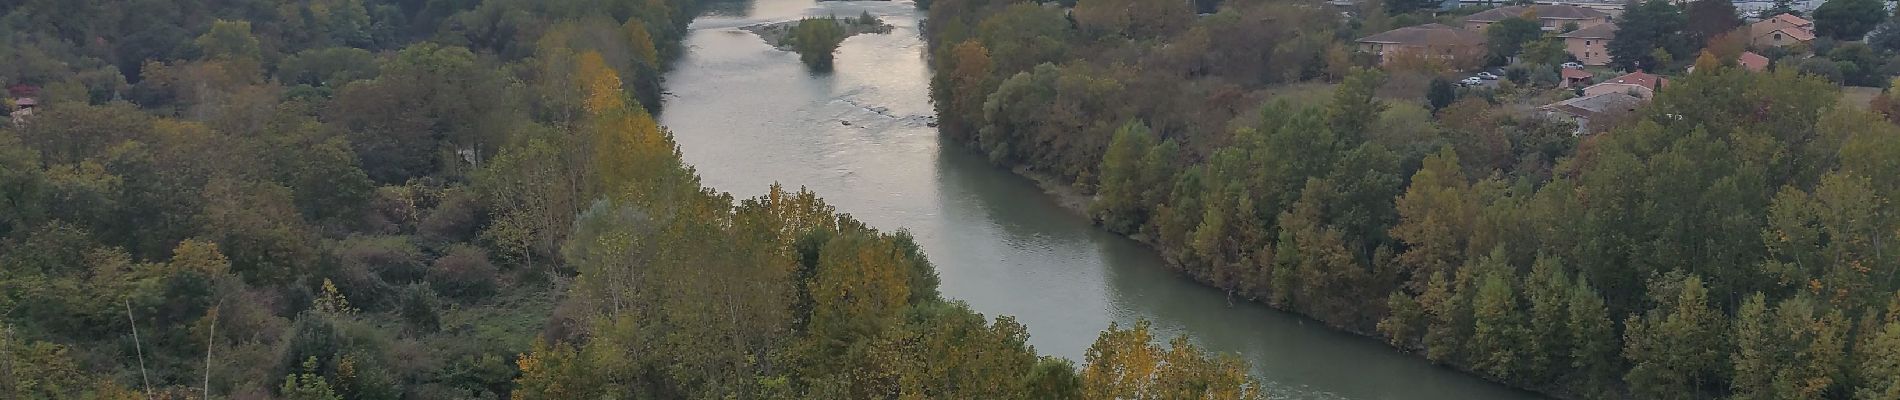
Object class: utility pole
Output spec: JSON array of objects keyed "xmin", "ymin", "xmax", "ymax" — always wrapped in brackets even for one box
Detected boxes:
[{"xmin": 125, "ymin": 300, "xmax": 152, "ymax": 399}]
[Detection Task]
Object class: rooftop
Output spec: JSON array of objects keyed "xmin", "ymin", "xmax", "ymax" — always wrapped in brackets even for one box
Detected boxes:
[
  {"xmin": 1751, "ymin": 18, "xmax": 1816, "ymax": 41},
  {"xmin": 1557, "ymin": 22, "xmax": 1617, "ymax": 39},
  {"xmin": 1597, "ymin": 71, "xmax": 1666, "ymax": 89},
  {"xmin": 1542, "ymin": 91, "xmax": 1644, "ymax": 119},
  {"xmin": 1738, "ymin": 51, "xmax": 1769, "ymax": 71},
  {"xmin": 1357, "ymin": 23, "xmax": 1487, "ymax": 46},
  {"xmin": 1766, "ymin": 13, "xmax": 1812, "ymax": 28},
  {"xmin": 1464, "ymin": 5, "xmax": 1611, "ymax": 22}
]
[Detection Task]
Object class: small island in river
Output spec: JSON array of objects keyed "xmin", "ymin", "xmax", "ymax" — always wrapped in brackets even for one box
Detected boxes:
[{"xmin": 739, "ymin": 12, "xmax": 894, "ymax": 52}]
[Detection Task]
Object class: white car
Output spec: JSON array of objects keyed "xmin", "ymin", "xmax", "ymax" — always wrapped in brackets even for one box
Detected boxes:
[
  {"xmin": 1561, "ymin": 62, "xmax": 1584, "ymax": 69},
  {"xmin": 1476, "ymin": 72, "xmax": 1500, "ymax": 80},
  {"xmin": 1461, "ymin": 77, "xmax": 1484, "ymax": 86}
]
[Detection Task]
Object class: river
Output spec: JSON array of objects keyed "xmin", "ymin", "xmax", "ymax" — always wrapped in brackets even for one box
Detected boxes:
[{"xmin": 656, "ymin": 1, "xmax": 1542, "ymax": 398}]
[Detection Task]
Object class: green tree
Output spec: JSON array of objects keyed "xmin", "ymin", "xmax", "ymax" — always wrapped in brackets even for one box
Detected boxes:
[
  {"xmin": 1859, "ymin": 322, "xmax": 1900, "ymax": 400},
  {"xmin": 1470, "ymin": 265, "xmax": 1528, "ymax": 381},
  {"xmin": 1730, "ymin": 294, "xmax": 1776, "ymax": 400},
  {"xmin": 1094, "ymin": 121, "xmax": 1159, "ymax": 233},
  {"xmin": 1426, "ymin": 77, "xmax": 1457, "ymax": 111},
  {"xmin": 1519, "ymin": 38, "xmax": 1571, "ymax": 66},
  {"xmin": 1609, "ymin": 0, "xmax": 1688, "ymax": 71},
  {"xmin": 1684, "ymin": 0, "xmax": 1741, "ymax": 45},
  {"xmin": 195, "ymin": 19, "xmax": 262, "ymax": 62},
  {"xmin": 1566, "ymin": 277, "xmax": 1619, "ymax": 398},
  {"xmin": 1623, "ymin": 274, "xmax": 1727, "ymax": 400},
  {"xmin": 1813, "ymin": 0, "xmax": 1886, "ymax": 40},
  {"xmin": 1759, "ymin": 0, "xmax": 1801, "ymax": 18},
  {"xmin": 283, "ymin": 357, "xmax": 343, "ymax": 400},
  {"xmin": 1485, "ymin": 17, "xmax": 1545, "ymax": 65},
  {"xmin": 1522, "ymin": 256, "xmax": 1571, "ymax": 384},
  {"xmin": 791, "ymin": 17, "xmax": 847, "ymax": 71}
]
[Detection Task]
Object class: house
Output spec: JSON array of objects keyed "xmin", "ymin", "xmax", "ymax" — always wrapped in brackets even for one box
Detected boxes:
[
  {"xmin": 1750, "ymin": 13, "xmax": 1815, "ymax": 48},
  {"xmin": 1443, "ymin": 0, "xmax": 1626, "ymax": 13},
  {"xmin": 1584, "ymin": 71, "xmax": 1666, "ymax": 98},
  {"xmin": 1540, "ymin": 92, "xmax": 1643, "ymax": 134},
  {"xmin": 1356, "ymin": 24, "xmax": 1488, "ymax": 66},
  {"xmin": 1562, "ymin": 68, "xmax": 1595, "ymax": 87},
  {"xmin": 1462, "ymin": 5, "xmax": 1613, "ymax": 32},
  {"xmin": 1687, "ymin": 51, "xmax": 1774, "ymax": 73},
  {"xmin": 1738, "ymin": 51, "xmax": 1769, "ymax": 72},
  {"xmin": 10, "ymin": 97, "xmax": 35, "ymax": 124},
  {"xmin": 7, "ymin": 84, "xmax": 37, "ymax": 124},
  {"xmin": 1763, "ymin": 12, "xmax": 1814, "ymax": 29},
  {"xmin": 1557, "ymin": 23, "xmax": 1616, "ymax": 66}
]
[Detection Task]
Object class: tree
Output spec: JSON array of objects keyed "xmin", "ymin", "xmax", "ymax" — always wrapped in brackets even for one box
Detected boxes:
[
  {"xmin": 1869, "ymin": 18, "xmax": 1900, "ymax": 54},
  {"xmin": 1093, "ymin": 121, "xmax": 1159, "ymax": 233},
  {"xmin": 1814, "ymin": 0, "xmax": 1886, "ymax": 40},
  {"xmin": 195, "ymin": 20, "xmax": 262, "ymax": 63},
  {"xmin": 1684, "ymin": 0, "xmax": 1741, "ymax": 46},
  {"xmin": 1521, "ymin": 256, "xmax": 1571, "ymax": 384},
  {"xmin": 1730, "ymin": 294, "xmax": 1776, "ymax": 400},
  {"xmin": 1609, "ymin": 0, "xmax": 1688, "ymax": 71},
  {"xmin": 283, "ymin": 357, "xmax": 343, "ymax": 400},
  {"xmin": 1519, "ymin": 38, "xmax": 1571, "ymax": 66},
  {"xmin": 1081, "ymin": 320, "xmax": 1262, "ymax": 400},
  {"xmin": 1427, "ymin": 77, "xmax": 1457, "ymax": 111},
  {"xmin": 1469, "ymin": 266, "xmax": 1527, "ymax": 381},
  {"xmin": 1392, "ymin": 148, "xmax": 1476, "ymax": 287},
  {"xmin": 1623, "ymin": 274, "xmax": 1727, "ymax": 400},
  {"xmin": 1566, "ymin": 278, "xmax": 1618, "ymax": 398},
  {"xmin": 1485, "ymin": 17, "xmax": 1546, "ymax": 65},
  {"xmin": 1072, "ymin": 0, "xmax": 1193, "ymax": 40},
  {"xmin": 790, "ymin": 17, "xmax": 847, "ymax": 71},
  {"xmin": 1860, "ymin": 322, "xmax": 1900, "ymax": 400},
  {"xmin": 1759, "ymin": 0, "xmax": 1801, "ymax": 19}
]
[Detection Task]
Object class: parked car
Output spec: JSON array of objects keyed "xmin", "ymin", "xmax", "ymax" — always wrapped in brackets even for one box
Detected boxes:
[
  {"xmin": 1561, "ymin": 62, "xmax": 1584, "ymax": 69},
  {"xmin": 1461, "ymin": 77, "xmax": 1484, "ymax": 86},
  {"xmin": 1476, "ymin": 72, "xmax": 1500, "ymax": 80}
]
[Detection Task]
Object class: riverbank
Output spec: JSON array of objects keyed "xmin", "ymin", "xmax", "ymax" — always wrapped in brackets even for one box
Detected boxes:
[
  {"xmin": 1012, "ymin": 166, "xmax": 1095, "ymax": 217},
  {"xmin": 993, "ymin": 149, "xmax": 1562, "ymax": 397}
]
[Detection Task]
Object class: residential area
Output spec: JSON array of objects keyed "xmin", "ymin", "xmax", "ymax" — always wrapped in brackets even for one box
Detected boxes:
[{"xmin": 1353, "ymin": 0, "xmax": 1894, "ymax": 135}]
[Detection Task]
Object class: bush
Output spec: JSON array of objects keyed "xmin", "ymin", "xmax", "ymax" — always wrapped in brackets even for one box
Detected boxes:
[
  {"xmin": 418, "ymin": 188, "xmax": 480, "ymax": 245},
  {"xmin": 333, "ymin": 235, "xmax": 426, "ymax": 284},
  {"xmin": 427, "ymin": 245, "xmax": 498, "ymax": 301},
  {"xmin": 399, "ymin": 284, "xmax": 441, "ymax": 334}
]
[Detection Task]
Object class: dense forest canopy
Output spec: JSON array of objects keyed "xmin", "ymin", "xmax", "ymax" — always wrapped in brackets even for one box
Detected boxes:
[
  {"xmin": 926, "ymin": 0, "xmax": 1900, "ymax": 398},
  {"xmin": 0, "ymin": 0, "xmax": 1269, "ymax": 399}
]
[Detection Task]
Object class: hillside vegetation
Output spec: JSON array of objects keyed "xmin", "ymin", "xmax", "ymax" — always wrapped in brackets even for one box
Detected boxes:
[
  {"xmin": 0, "ymin": 0, "xmax": 1262, "ymax": 399},
  {"xmin": 925, "ymin": 0, "xmax": 1900, "ymax": 398}
]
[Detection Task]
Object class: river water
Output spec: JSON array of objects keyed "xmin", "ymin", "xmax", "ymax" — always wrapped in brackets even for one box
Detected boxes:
[{"xmin": 657, "ymin": 1, "xmax": 1541, "ymax": 398}]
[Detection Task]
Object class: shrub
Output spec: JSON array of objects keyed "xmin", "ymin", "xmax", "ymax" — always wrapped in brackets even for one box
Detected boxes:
[{"xmin": 427, "ymin": 245, "xmax": 498, "ymax": 301}]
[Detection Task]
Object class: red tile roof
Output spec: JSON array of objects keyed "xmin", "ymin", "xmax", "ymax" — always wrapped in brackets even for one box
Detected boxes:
[
  {"xmin": 1738, "ymin": 51, "xmax": 1769, "ymax": 72},
  {"xmin": 1768, "ymin": 13, "xmax": 1812, "ymax": 28},
  {"xmin": 1752, "ymin": 18, "xmax": 1816, "ymax": 42},
  {"xmin": 1602, "ymin": 71, "xmax": 1666, "ymax": 89},
  {"xmin": 1562, "ymin": 68, "xmax": 1594, "ymax": 80}
]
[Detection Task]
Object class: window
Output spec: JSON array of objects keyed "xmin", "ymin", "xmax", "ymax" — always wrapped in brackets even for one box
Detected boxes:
[
  {"xmin": 1775, "ymin": 33, "xmax": 1783, "ymax": 41},
  {"xmin": 1585, "ymin": 40, "xmax": 1592, "ymax": 45}
]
